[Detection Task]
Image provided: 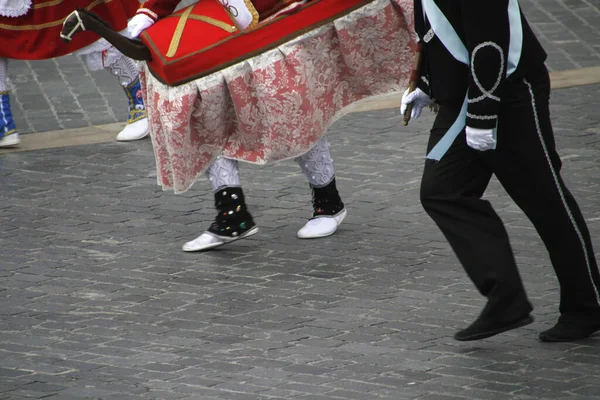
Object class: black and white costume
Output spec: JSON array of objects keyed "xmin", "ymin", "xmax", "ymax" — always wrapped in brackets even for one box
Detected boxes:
[{"xmin": 404, "ymin": 0, "xmax": 600, "ymax": 342}]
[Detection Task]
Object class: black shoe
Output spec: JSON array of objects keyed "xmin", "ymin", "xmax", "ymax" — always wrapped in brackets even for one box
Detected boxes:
[
  {"xmin": 539, "ymin": 319, "xmax": 600, "ymax": 342},
  {"xmin": 454, "ymin": 314, "xmax": 534, "ymax": 341}
]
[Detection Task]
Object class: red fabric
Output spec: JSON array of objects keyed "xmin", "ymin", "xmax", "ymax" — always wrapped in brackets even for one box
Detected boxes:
[
  {"xmin": 140, "ymin": 0, "xmax": 303, "ymax": 20},
  {"xmin": 137, "ymin": 0, "xmax": 180, "ymax": 19},
  {"xmin": 0, "ymin": 0, "xmax": 139, "ymax": 59},
  {"xmin": 253, "ymin": 0, "xmax": 300, "ymax": 18},
  {"xmin": 143, "ymin": 1, "xmax": 234, "ymax": 63},
  {"xmin": 141, "ymin": 0, "xmax": 375, "ymax": 86},
  {"xmin": 141, "ymin": 0, "xmax": 416, "ymax": 193}
]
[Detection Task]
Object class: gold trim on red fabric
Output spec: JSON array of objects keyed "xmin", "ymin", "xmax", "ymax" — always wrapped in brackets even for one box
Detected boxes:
[
  {"xmin": 0, "ymin": 0, "xmax": 118, "ymax": 30},
  {"xmin": 187, "ymin": 14, "xmax": 236, "ymax": 31},
  {"xmin": 137, "ymin": 7, "xmax": 159, "ymax": 20},
  {"xmin": 166, "ymin": 5, "xmax": 194, "ymax": 57},
  {"xmin": 243, "ymin": 0, "xmax": 260, "ymax": 28},
  {"xmin": 163, "ymin": 2, "xmax": 238, "ymax": 58},
  {"xmin": 33, "ymin": 0, "xmax": 64, "ymax": 9},
  {"xmin": 146, "ymin": 0, "xmax": 377, "ymax": 86}
]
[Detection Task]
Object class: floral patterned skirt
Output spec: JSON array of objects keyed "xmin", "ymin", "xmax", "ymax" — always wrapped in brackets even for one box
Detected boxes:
[{"xmin": 142, "ymin": 0, "xmax": 416, "ymax": 194}]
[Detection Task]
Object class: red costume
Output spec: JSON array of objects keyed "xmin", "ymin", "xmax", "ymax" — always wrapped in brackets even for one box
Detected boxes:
[
  {"xmin": 56, "ymin": 0, "xmax": 416, "ymax": 249},
  {"xmin": 0, "ymin": 0, "xmax": 139, "ymax": 59},
  {"xmin": 129, "ymin": 0, "xmax": 417, "ymax": 193},
  {"xmin": 129, "ymin": 0, "xmax": 386, "ymax": 86},
  {"xmin": 138, "ymin": 0, "xmax": 299, "ymax": 21}
]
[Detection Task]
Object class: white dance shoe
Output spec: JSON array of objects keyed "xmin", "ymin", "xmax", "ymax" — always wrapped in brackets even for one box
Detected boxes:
[
  {"xmin": 0, "ymin": 132, "xmax": 20, "ymax": 147},
  {"xmin": 116, "ymin": 118, "xmax": 149, "ymax": 141},
  {"xmin": 297, "ymin": 208, "xmax": 347, "ymax": 239},
  {"xmin": 182, "ymin": 226, "xmax": 259, "ymax": 252}
]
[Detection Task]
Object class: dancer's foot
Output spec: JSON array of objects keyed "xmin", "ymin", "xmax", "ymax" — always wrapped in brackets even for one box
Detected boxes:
[
  {"xmin": 182, "ymin": 186, "xmax": 257, "ymax": 252},
  {"xmin": 117, "ymin": 76, "xmax": 149, "ymax": 141},
  {"xmin": 297, "ymin": 178, "xmax": 346, "ymax": 239}
]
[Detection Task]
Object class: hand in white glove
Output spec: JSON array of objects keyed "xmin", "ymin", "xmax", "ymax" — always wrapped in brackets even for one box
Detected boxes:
[
  {"xmin": 466, "ymin": 126, "xmax": 496, "ymax": 151},
  {"xmin": 126, "ymin": 14, "xmax": 155, "ymax": 39},
  {"xmin": 400, "ymin": 87, "xmax": 433, "ymax": 120}
]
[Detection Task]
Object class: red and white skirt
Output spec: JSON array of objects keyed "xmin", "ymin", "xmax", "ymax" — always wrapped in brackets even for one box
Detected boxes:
[{"xmin": 142, "ymin": 0, "xmax": 417, "ymax": 193}]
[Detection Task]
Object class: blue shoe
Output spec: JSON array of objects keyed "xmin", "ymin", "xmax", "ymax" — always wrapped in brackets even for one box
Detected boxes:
[
  {"xmin": 116, "ymin": 76, "xmax": 149, "ymax": 141},
  {"xmin": 0, "ymin": 92, "xmax": 20, "ymax": 147}
]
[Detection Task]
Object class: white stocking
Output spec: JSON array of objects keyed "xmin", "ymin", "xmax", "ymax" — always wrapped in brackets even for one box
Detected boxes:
[
  {"xmin": 206, "ymin": 157, "xmax": 241, "ymax": 192},
  {"xmin": 295, "ymin": 137, "xmax": 335, "ymax": 187},
  {"xmin": 0, "ymin": 58, "xmax": 9, "ymax": 92},
  {"xmin": 100, "ymin": 49, "xmax": 139, "ymax": 87}
]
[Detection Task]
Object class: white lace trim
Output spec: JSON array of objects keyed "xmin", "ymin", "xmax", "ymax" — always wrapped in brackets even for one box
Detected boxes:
[{"xmin": 0, "ymin": 0, "xmax": 32, "ymax": 17}]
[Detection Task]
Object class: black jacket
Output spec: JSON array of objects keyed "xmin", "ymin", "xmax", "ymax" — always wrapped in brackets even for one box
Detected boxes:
[{"xmin": 415, "ymin": 0, "xmax": 547, "ymax": 129}]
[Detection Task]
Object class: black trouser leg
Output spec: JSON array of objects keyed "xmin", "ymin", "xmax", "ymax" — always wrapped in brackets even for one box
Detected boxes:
[
  {"xmin": 421, "ymin": 106, "xmax": 532, "ymax": 321},
  {"xmin": 489, "ymin": 70, "xmax": 600, "ymax": 318}
]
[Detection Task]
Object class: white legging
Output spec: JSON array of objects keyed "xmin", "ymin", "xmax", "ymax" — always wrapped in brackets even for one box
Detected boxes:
[
  {"xmin": 206, "ymin": 137, "xmax": 335, "ymax": 192},
  {"xmin": 90, "ymin": 47, "xmax": 139, "ymax": 87},
  {"xmin": 0, "ymin": 58, "xmax": 8, "ymax": 92}
]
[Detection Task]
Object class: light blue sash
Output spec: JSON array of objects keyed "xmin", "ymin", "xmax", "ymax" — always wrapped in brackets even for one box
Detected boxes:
[{"xmin": 422, "ymin": 0, "xmax": 523, "ymax": 160}]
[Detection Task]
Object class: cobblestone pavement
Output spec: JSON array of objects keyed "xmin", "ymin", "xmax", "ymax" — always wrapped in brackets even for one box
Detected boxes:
[
  {"xmin": 1, "ymin": 83, "xmax": 600, "ymax": 399},
  {"xmin": 2, "ymin": 1, "xmax": 600, "ymax": 400}
]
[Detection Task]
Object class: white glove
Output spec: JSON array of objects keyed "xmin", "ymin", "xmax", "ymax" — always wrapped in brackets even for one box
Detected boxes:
[
  {"xmin": 466, "ymin": 126, "xmax": 496, "ymax": 151},
  {"xmin": 126, "ymin": 14, "xmax": 155, "ymax": 39},
  {"xmin": 400, "ymin": 87, "xmax": 433, "ymax": 120}
]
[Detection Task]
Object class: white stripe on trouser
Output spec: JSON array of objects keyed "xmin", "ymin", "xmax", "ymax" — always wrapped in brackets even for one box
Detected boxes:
[
  {"xmin": 0, "ymin": 104, "xmax": 8, "ymax": 133},
  {"xmin": 0, "ymin": 93, "xmax": 9, "ymax": 134},
  {"xmin": 0, "ymin": 57, "xmax": 9, "ymax": 131},
  {"xmin": 525, "ymin": 78, "xmax": 600, "ymax": 305}
]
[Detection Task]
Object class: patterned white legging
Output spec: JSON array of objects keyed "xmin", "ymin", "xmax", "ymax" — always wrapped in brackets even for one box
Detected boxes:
[
  {"xmin": 206, "ymin": 137, "xmax": 335, "ymax": 191},
  {"xmin": 85, "ymin": 46, "xmax": 139, "ymax": 87},
  {"xmin": 0, "ymin": 58, "xmax": 8, "ymax": 92}
]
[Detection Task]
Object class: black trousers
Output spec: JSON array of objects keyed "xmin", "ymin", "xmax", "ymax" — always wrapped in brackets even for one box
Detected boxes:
[{"xmin": 420, "ymin": 66, "xmax": 600, "ymax": 321}]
